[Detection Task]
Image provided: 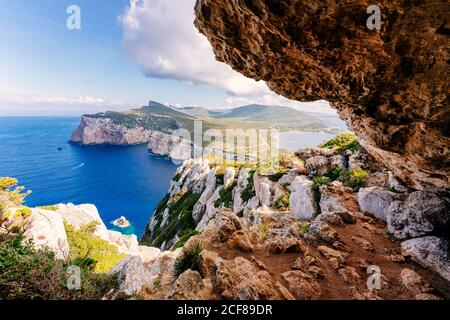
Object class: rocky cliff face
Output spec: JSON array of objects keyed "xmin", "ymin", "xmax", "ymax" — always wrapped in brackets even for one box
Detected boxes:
[
  {"xmin": 138, "ymin": 141, "xmax": 449, "ymax": 300},
  {"xmin": 70, "ymin": 116, "xmax": 150, "ymax": 145},
  {"xmin": 194, "ymin": 0, "xmax": 450, "ymax": 193}
]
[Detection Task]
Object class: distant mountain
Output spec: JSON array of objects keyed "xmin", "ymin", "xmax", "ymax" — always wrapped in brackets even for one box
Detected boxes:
[
  {"xmin": 213, "ymin": 104, "xmax": 325, "ymax": 130},
  {"xmin": 70, "ymin": 100, "xmax": 333, "ymax": 146}
]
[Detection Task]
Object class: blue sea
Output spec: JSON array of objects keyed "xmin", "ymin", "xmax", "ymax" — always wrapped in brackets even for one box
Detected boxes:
[
  {"xmin": 0, "ymin": 117, "xmax": 178, "ymax": 237},
  {"xmin": 0, "ymin": 116, "xmax": 346, "ymax": 237}
]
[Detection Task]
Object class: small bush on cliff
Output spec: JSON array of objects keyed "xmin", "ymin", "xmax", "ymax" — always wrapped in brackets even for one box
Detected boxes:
[
  {"xmin": 319, "ymin": 133, "xmax": 359, "ymax": 152},
  {"xmin": 0, "ymin": 177, "xmax": 31, "ymax": 217},
  {"xmin": 0, "ymin": 234, "xmax": 117, "ymax": 300},
  {"xmin": 215, "ymin": 181, "xmax": 237, "ymax": 208},
  {"xmin": 274, "ymin": 192, "xmax": 290, "ymax": 210},
  {"xmin": 64, "ymin": 222, "xmax": 125, "ymax": 273},
  {"xmin": 173, "ymin": 242, "xmax": 203, "ymax": 278},
  {"xmin": 313, "ymin": 176, "xmax": 330, "ymax": 191},
  {"xmin": 241, "ymin": 170, "xmax": 256, "ymax": 203},
  {"xmin": 343, "ymin": 169, "xmax": 369, "ymax": 190}
]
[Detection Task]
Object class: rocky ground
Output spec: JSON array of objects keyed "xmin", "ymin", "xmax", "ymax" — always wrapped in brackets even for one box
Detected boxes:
[{"xmin": 134, "ymin": 140, "xmax": 449, "ymax": 300}]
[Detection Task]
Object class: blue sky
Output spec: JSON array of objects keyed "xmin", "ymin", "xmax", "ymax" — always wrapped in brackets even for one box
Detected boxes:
[{"xmin": 0, "ymin": 0, "xmax": 334, "ymax": 115}]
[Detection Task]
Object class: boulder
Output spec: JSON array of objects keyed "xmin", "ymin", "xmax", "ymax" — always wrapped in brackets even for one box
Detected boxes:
[
  {"xmin": 138, "ymin": 246, "xmax": 161, "ymax": 264},
  {"xmin": 308, "ymin": 220, "xmax": 338, "ymax": 244},
  {"xmin": 23, "ymin": 208, "xmax": 69, "ymax": 260},
  {"xmin": 281, "ymin": 270, "xmax": 321, "ymax": 300},
  {"xmin": 254, "ymin": 173, "xmax": 272, "ymax": 207},
  {"xmin": 107, "ymin": 230, "xmax": 139, "ymax": 256},
  {"xmin": 223, "ymin": 167, "xmax": 236, "ymax": 188},
  {"xmin": 267, "ymin": 228, "xmax": 301, "ymax": 254},
  {"xmin": 167, "ymin": 269, "xmax": 204, "ymax": 300},
  {"xmin": 401, "ymin": 236, "xmax": 450, "ymax": 282},
  {"xmin": 213, "ymin": 257, "xmax": 280, "ymax": 300},
  {"xmin": 110, "ymin": 255, "xmax": 153, "ymax": 298},
  {"xmin": 357, "ymin": 187, "xmax": 401, "ymax": 221},
  {"xmin": 319, "ymin": 181, "xmax": 347, "ymax": 213},
  {"xmin": 316, "ymin": 212, "xmax": 344, "ymax": 227},
  {"xmin": 290, "ymin": 176, "xmax": 318, "ymax": 220},
  {"xmin": 387, "ymin": 191, "xmax": 449, "ymax": 239},
  {"xmin": 216, "ymin": 209, "xmax": 242, "ymax": 242},
  {"xmin": 305, "ymin": 156, "xmax": 330, "ymax": 177},
  {"xmin": 400, "ymin": 268, "xmax": 432, "ymax": 295}
]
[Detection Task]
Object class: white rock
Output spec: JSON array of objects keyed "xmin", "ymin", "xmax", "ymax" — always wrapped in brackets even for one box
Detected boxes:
[
  {"xmin": 401, "ymin": 236, "xmax": 450, "ymax": 282},
  {"xmin": 388, "ymin": 171, "xmax": 408, "ymax": 193},
  {"xmin": 107, "ymin": 230, "xmax": 139, "ymax": 256},
  {"xmin": 254, "ymin": 173, "xmax": 273, "ymax": 208},
  {"xmin": 232, "ymin": 169, "xmax": 250, "ymax": 214},
  {"xmin": 289, "ymin": 176, "xmax": 318, "ymax": 220},
  {"xmin": 223, "ymin": 167, "xmax": 236, "ymax": 188},
  {"xmin": 56, "ymin": 203, "xmax": 110, "ymax": 241},
  {"xmin": 23, "ymin": 208, "xmax": 70, "ymax": 260},
  {"xmin": 138, "ymin": 246, "xmax": 161, "ymax": 264},
  {"xmin": 357, "ymin": 187, "xmax": 400, "ymax": 221},
  {"xmin": 110, "ymin": 255, "xmax": 153, "ymax": 298}
]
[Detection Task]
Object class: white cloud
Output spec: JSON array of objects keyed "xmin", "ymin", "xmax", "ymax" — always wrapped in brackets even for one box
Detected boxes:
[
  {"xmin": 0, "ymin": 95, "xmax": 134, "ymax": 115},
  {"xmin": 119, "ymin": 0, "xmax": 270, "ymax": 96}
]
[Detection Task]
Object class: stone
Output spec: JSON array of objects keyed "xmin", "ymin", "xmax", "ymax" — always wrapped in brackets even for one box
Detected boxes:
[
  {"xmin": 387, "ymin": 191, "xmax": 449, "ymax": 240},
  {"xmin": 275, "ymin": 282, "xmax": 296, "ymax": 300},
  {"xmin": 334, "ymin": 210, "xmax": 357, "ymax": 224},
  {"xmin": 357, "ymin": 187, "xmax": 401, "ymax": 221},
  {"xmin": 110, "ymin": 255, "xmax": 153, "ymax": 298},
  {"xmin": 111, "ymin": 216, "xmax": 131, "ymax": 228},
  {"xmin": 338, "ymin": 266, "xmax": 361, "ymax": 284},
  {"xmin": 281, "ymin": 270, "xmax": 321, "ymax": 300},
  {"xmin": 267, "ymin": 228, "xmax": 301, "ymax": 254},
  {"xmin": 319, "ymin": 182, "xmax": 347, "ymax": 213},
  {"xmin": 318, "ymin": 246, "xmax": 346, "ymax": 269},
  {"xmin": 289, "ymin": 176, "xmax": 318, "ymax": 220},
  {"xmin": 305, "ymin": 156, "xmax": 330, "ymax": 177},
  {"xmin": 400, "ymin": 268, "xmax": 431, "ymax": 294},
  {"xmin": 388, "ymin": 171, "xmax": 408, "ymax": 193},
  {"xmin": 254, "ymin": 173, "xmax": 272, "ymax": 208},
  {"xmin": 351, "ymin": 235, "xmax": 374, "ymax": 252},
  {"xmin": 194, "ymin": 0, "xmax": 450, "ymax": 192},
  {"xmin": 401, "ymin": 236, "xmax": 450, "ymax": 282},
  {"xmin": 217, "ymin": 209, "xmax": 242, "ymax": 242},
  {"xmin": 149, "ymin": 249, "xmax": 181, "ymax": 288},
  {"xmin": 167, "ymin": 269, "xmax": 204, "ymax": 300},
  {"xmin": 23, "ymin": 208, "xmax": 69, "ymax": 260},
  {"xmin": 223, "ymin": 167, "xmax": 236, "ymax": 188},
  {"xmin": 107, "ymin": 230, "xmax": 139, "ymax": 256},
  {"xmin": 214, "ymin": 257, "xmax": 280, "ymax": 300},
  {"xmin": 232, "ymin": 168, "xmax": 250, "ymax": 214},
  {"xmin": 295, "ymin": 148, "xmax": 336, "ymax": 160},
  {"xmin": 308, "ymin": 220, "xmax": 338, "ymax": 244},
  {"xmin": 316, "ymin": 212, "xmax": 344, "ymax": 227},
  {"xmin": 138, "ymin": 246, "xmax": 161, "ymax": 264},
  {"xmin": 415, "ymin": 293, "xmax": 442, "ymax": 300}
]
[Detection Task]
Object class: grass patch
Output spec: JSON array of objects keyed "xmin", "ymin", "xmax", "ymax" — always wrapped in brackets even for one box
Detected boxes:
[
  {"xmin": 313, "ymin": 176, "xmax": 330, "ymax": 191},
  {"xmin": 274, "ymin": 192, "xmax": 290, "ymax": 210},
  {"xmin": 173, "ymin": 242, "xmax": 203, "ymax": 278},
  {"xmin": 64, "ymin": 222, "xmax": 125, "ymax": 273},
  {"xmin": 299, "ymin": 223, "xmax": 310, "ymax": 238},
  {"xmin": 258, "ymin": 223, "xmax": 270, "ymax": 241},
  {"xmin": 319, "ymin": 133, "xmax": 359, "ymax": 153},
  {"xmin": 36, "ymin": 205, "xmax": 58, "ymax": 211},
  {"xmin": 343, "ymin": 169, "xmax": 369, "ymax": 190}
]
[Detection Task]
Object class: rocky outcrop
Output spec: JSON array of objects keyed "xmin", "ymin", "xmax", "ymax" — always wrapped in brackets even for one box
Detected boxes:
[
  {"xmin": 357, "ymin": 187, "xmax": 401, "ymax": 221},
  {"xmin": 194, "ymin": 0, "xmax": 450, "ymax": 193},
  {"xmin": 70, "ymin": 116, "xmax": 149, "ymax": 145},
  {"xmin": 289, "ymin": 176, "xmax": 318, "ymax": 220}
]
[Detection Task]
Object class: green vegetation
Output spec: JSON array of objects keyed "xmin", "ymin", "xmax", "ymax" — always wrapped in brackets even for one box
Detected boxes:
[
  {"xmin": 299, "ymin": 223, "xmax": 310, "ymax": 238},
  {"xmin": 258, "ymin": 223, "xmax": 270, "ymax": 241},
  {"xmin": 173, "ymin": 242, "xmax": 203, "ymax": 278},
  {"xmin": 241, "ymin": 170, "xmax": 256, "ymax": 202},
  {"xmin": 319, "ymin": 133, "xmax": 360, "ymax": 152},
  {"xmin": 173, "ymin": 228, "xmax": 199, "ymax": 250},
  {"xmin": 0, "ymin": 177, "xmax": 18, "ymax": 191},
  {"xmin": 11, "ymin": 207, "xmax": 32, "ymax": 219},
  {"xmin": 313, "ymin": 176, "xmax": 330, "ymax": 191},
  {"xmin": 145, "ymin": 191, "xmax": 201, "ymax": 248},
  {"xmin": 36, "ymin": 205, "xmax": 58, "ymax": 211},
  {"xmin": 274, "ymin": 192, "xmax": 290, "ymax": 210},
  {"xmin": 153, "ymin": 279, "xmax": 161, "ymax": 288},
  {"xmin": 64, "ymin": 222, "xmax": 125, "ymax": 273},
  {"xmin": 0, "ymin": 234, "xmax": 117, "ymax": 300},
  {"xmin": 266, "ymin": 171, "xmax": 286, "ymax": 182},
  {"xmin": 0, "ymin": 177, "xmax": 31, "ymax": 217},
  {"xmin": 344, "ymin": 169, "xmax": 369, "ymax": 190},
  {"xmin": 172, "ymin": 172, "xmax": 181, "ymax": 182},
  {"xmin": 215, "ymin": 181, "xmax": 237, "ymax": 208}
]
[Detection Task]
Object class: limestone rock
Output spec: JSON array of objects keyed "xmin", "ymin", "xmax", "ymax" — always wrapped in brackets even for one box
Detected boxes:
[
  {"xmin": 400, "ymin": 268, "xmax": 432, "ymax": 295},
  {"xmin": 267, "ymin": 228, "xmax": 301, "ymax": 254},
  {"xmin": 387, "ymin": 191, "xmax": 449, "ymax": 240},
  {"xmin": 23, "ymin": 208, "xmax": 69, "ymax": 260},
  {"xmin": 316, "ymin": 212, "xmax": 344, "ymax": 227},
  {"xmin": 168, "ymin": 270, "xmax": 204, "ymax": 300},
  {"xmin": 107, "ymin": 230, "xmax": 139, "ymax": 256},
  {"xmin": 357, "ymin": 187, "xmax": 401, "ymax": 221},
  {"xmin": 281, "ymin": 270, "xmax": 321, "ymax": 300},
  {"xmin": 110, "ymin": 255, "xmax": 153, "ymax": 298},
  {"xmin": 401, "ymin": 236, "xmax": 450, "ymax": 282},
  {"xmin": 223, "ymin": 167, "xmax": 236, "ymax": 188},
  {"xmin": 308, "ymin": 220, "xmax": 338, "ymax": 244},
  {"xmin": 138, "ymin": 246, "xmax": 161, "ymax": 264},
  {"xmin": 290, "ymin": 176, "xmax": 318, "ymax": 220},
  {"xmin": 214, "ymin": 257, "xmax": 280, "ymax": 300}
]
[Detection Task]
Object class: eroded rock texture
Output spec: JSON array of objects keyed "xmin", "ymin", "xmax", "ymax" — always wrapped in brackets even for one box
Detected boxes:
[{"xmin": 194, "ymin": 0, "xmax": 450, "ymax": 192}]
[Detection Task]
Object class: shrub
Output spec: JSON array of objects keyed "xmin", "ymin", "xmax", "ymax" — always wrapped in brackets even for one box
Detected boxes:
[
  {"xmin": 0, "ymin": 177, "xmax": 31, "ymax": 216},
  {"xmin": 299, "ymin": 223, "xmax": 310, "ymax": 238},
  {"xmin": 64, "ymin": 222, "xmax": 125, "ymax": 273},
  {"xmin": 258, "ymin": 223, "xmax": 270, "ymax": 241},
  {"xmin": 344, "ymin": 169, "xmax": 369, "ymax": 190},
  {"xmin": 14, "ymin": 207, "xmax": 32, "ymax": 218},
  {"xmin": 215, "ymin": 181, "xmax": 237, "ymax": 208},
  {"xmin": 313, "ymin": 176, "xmax": 330, "ymax": 191},
  {"xmin": 274, "ymin": 192, "xmax": 290, "ymax": 210},
  {"xmin": 323, "ymin": 167, "xmax": 344, "ymax": 181},
  {"xmin": 173, "ymin": 242, "xmax": 203, "ymax": 278},
  {"xmin": 0, "ymin": 177, "xmax": 18, "ymax": 191},
  {"xmin": 0, "ymin": 234, "xmax": 117, "ymax": 300},
  {"xmin": 319, "ymin": 133, "xmax": 359, "ymax": 152},
  {"xmin": 36, "ymin": 205, "xmax": 58, "ymax": 211}
]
